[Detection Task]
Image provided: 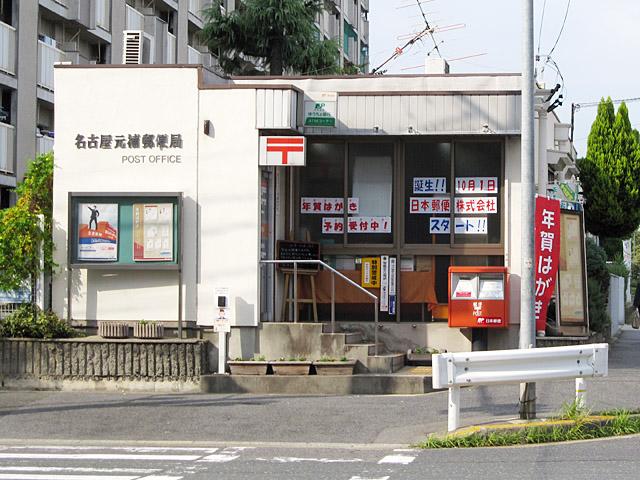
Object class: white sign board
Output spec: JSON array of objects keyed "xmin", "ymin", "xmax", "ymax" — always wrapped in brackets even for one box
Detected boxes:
[
  {"xmin": 389, "ymin": 257, "xmax": 397, "ymax": 315},
  {"xmin": 304, "ymin": 92, "xmax": 337, "ymax": 127},
  {"xmin": 259, "ymin": 136, "xmax": 306, "ymax": 166},
  {"xmin": 413, "ymin": 177, "xmax": 447, "ymax": 194},
  {"xmin": 455, "ymin": 177, "xmax": 498, "ymax": 194},
  {"xmin": 300, "ymin": 197, "xmax": 359, "ymax": 214},
  {"xmin": 322, "ymin": 216, "xmax": 392, "ymax": 234},
  {"xmin": 454, "ymin": 217, "xmax": 488, "ymax": 234},
  {"xmin": 380, "ymin": 255, "xmax": 389, "ymax": 312}
]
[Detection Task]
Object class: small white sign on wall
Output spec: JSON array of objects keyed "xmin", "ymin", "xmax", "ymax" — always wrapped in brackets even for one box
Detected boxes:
[{"xmin": 259, "ymin": 136, "xmax": 306, "ymax": 166}]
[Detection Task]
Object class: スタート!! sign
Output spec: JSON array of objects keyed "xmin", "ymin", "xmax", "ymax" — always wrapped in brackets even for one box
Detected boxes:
[{"xmin": 259, "ymin": 136, "xmax": 306, "ymax": 166}]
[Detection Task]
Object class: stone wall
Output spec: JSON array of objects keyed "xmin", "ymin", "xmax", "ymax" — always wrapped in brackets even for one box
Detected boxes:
[{"xmin": 0, "ymin": 338, "xmax": 208, "ymax": 382}]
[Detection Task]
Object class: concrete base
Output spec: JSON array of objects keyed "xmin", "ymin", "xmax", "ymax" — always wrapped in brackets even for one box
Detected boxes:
[
  {"xmin": 200, "ymin": 373, "xmax": 433, "ymax": 395},
  {"xmin": 0, "ymin": 378, "xmax": 201, "ymax": 393}
]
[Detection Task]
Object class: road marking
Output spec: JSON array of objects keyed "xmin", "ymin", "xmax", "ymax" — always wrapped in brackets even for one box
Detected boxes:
[
  {"xmin": 197, "ymin": 454, "xmax": 239, "ymax": 463},
  {"xmin": 0, "ymin": 453, "xmax": 201, "ymax": 461},
  {"xmin": 3, "ymin": 446, "xmax": 218, "ymax": 453},
  {"xmin": 348, "ymin": 477, "xmax": 390, "ymax": 480},
  {"xmin": 0, "ymin": 467, "xmax": 160, "ymax": 474},
  {"xmin": 393, "ymin": 448, "xmax": 419, "ymax": 452},
  {"xmin": 378, "ymin": 454, "xmax": 415, "ymax": 465},
  {"xmin": 257, "ymin": 457, "xmax": 363, "ymax": 464},
  {"xmin": 0, "ymin": 475, "xmax": 138, "ymax": 480}
]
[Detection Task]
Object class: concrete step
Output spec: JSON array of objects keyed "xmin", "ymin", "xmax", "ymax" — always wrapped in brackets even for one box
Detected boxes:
[
  {"xmin": 366, "ymin": 353, "xmax": 406, "ymax": 374},
  {"xmin": 201, "ymin": 372, "xmax": 433, "ymax": 395},
  {"xmin": 344, "ymin": 342, "xmax": 385, "ymax": 358}
]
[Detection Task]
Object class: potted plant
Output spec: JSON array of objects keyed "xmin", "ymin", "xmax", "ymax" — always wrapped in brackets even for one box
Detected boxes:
[
  {"xmin": 227, "ymin": 355, "xmax": 270, "ymax": 375},
  {"xmin": 406, "ymin": 346, "xmax": 442, "ymax": 366},
  {"xmin": 133, "ymin": 319, "xmax": 164, "ymax": 339},
  {"xmin": 313, "ymin": 356, "xmax": 357, "ymax": 375},
  {"xmin": 270, "ymin": 356, "xmax": 312, "ymax": 375}
]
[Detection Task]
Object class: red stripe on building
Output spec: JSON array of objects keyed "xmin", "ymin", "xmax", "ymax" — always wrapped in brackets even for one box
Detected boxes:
[{"xmin": 266, "ymin": 137, "xmax": 304, "ymax": 145}]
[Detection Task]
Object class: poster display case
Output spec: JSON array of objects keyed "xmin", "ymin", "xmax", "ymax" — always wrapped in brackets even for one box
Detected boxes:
[{"xmin": 68, "ymin": 192, "xmax": 182, "ymax": 269}]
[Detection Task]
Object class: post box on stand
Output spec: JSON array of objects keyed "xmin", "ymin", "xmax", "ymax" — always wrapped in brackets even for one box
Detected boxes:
[{"xmin": 448, "ymin": 266, "xmax": 509, "ymax": 328}]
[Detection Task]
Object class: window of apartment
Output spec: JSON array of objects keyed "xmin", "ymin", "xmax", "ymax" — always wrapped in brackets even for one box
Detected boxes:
[
  {"xmin": 0, "ymin": 89, "xmax": 11, "ymax": 124},
  {"xmin": 0, "ymin": 0, "xmax": 13, "ymax": 25}
]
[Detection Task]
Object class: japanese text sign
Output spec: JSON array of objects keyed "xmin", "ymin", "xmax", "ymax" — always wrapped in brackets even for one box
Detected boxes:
[
  {"xmin": 300, "ymin": 197, "xmax": 359, "ymax": 214},
  {"xmin": 361, "ymin": 257, "xmax": 381, "ymax": 288},
  {"xmin": 75, "ymin": 133, "xmax": 183, "ymax": 150},
  {"xmin": 455, "ymin": 177, "xmax": 498, "ymax": 194},
  {"xmin": 410, "ymin": 197, "xmax": 497, "ymax": 214},
  {"xmin": 259, "ymin": 136, "xmax": 306, "ymax": 166},
  {"xmin": 429, "ymin": 217, "xmax": 488, "ymax": 234},
  {"xmin": 454, "ymin": 197, "xmax": 498, "ymax": 214},
  {"xmin": 534, "ymin": 196, "xmax": 561, "ymax": 334},
  {"xmin": 410, "ymin": 197, "xmax": 451, "ymax": 214},
  {"xmin": 413, "ymin": 177, "xmax": 447, "ymax": 194},
  {"xmin": 322, "ymin": 216, "xmax": 391, "ymax": 234}
]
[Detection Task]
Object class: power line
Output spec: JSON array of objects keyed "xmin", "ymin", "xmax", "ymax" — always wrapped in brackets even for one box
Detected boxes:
[
  {"xmin": 547, "ymin": 0, "xmax": 571, "ymax": 58},
  {"xmin": 536, "ymin": 0, "xmax": 548, "ymax": 56}
]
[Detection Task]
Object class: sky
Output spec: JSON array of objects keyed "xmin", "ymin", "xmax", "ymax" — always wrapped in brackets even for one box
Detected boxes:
[{"xmin": 369, "ymin": 0, "xmax": 640, "ymax": 156}]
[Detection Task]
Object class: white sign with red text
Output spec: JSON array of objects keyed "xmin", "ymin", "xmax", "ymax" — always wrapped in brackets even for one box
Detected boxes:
[
  {"xmin": 301, "ymin": 197, "xmax": 359, "ymax": 214},
  {"xmin": 454, "ymin": 197, "xmax": 498, "ymax": 214},
  {"xmin": 322, "ymin": 216, "xmax": 391, "ymax": 234},
  {"xmin": 455, "ymin": 177, "xmax": 498, "ymax": 194},
  {"xmin": 259, "ymin": 136, "xmax": 306, "ymax": 166},
  {"xmin": 409, "ymin": 197, "xmax": 451, "ymax": 214}
]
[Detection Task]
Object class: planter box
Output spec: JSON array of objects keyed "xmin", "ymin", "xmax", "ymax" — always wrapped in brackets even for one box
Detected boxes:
[
  {"xmin": 228, "ymin": 361, "xmax": 270, "ymax": 375},
  {"xmin": 270, "ymin": 361, "xmax": 312, "ymax": 375},
  {"xmin": 98, "ymin": 321, "xmax": 129, "ymax": 339},
  {"xmin": 406, "ymin": 353, "xmax": 433, "ymax": 366},
  {"xmin": 133, "ymin": 322, "xmax": 164, "ymax": 339},
  {"xmin": 313, "ymin": 360, "xmax": 357, "ymax": 376}
]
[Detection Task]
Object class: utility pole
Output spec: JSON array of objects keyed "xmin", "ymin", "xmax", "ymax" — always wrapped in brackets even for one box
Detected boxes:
[{"xmin": 519, "ymin": 0, "xmax": 536, "ymax": 419}]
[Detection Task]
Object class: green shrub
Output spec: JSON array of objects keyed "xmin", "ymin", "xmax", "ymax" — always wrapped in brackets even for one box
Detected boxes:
[
  {"xmin": 585, "ymin": 239, "xmax": 611, "ymax": 335},
  {"xmin": 601, "ymin": 237, "xmax": 623, "ymax": 260},
  {"xmin": 0, "ymin": 305, "xmax": 78, "ymax": 339}
]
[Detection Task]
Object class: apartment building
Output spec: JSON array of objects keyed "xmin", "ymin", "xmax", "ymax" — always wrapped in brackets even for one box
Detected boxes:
[{"xmin": 0, "ymin": 0, "xmax": 370, "ymax": 207}]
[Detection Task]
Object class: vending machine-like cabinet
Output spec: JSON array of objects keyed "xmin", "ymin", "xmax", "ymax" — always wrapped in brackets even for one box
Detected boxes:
[{"xmin": 448, "ymin": 267, "xmax": 509, "ymax": 328}]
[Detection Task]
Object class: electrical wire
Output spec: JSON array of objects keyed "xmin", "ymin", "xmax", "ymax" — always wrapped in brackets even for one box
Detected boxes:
[
  {"xmin": 537, "ymin": 0, "xmax": 548, "ymax": 56},
  {"xmin": 547, "ymin": 0, "xmax": 571, "ymax": 58}
]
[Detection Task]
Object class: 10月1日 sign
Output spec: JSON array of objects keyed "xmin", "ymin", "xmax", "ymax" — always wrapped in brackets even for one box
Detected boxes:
[{"xmin": 259, "ymin": 136, "xmax": 306, "ymax": 166}]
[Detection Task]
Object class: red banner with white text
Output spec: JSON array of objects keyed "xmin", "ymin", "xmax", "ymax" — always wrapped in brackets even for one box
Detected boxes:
[{"xmin": 534, "ymin": 196, "xmax": 562, "ymax": 334}]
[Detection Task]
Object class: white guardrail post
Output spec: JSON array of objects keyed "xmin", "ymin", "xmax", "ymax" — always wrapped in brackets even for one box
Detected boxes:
[{"xmin": 433, "ymin": 344, "xmax": 609, "ymax": 432}]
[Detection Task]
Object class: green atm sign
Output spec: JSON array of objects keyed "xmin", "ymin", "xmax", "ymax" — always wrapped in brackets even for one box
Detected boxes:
[{"xmin": 304, "ymin": 92, "xmax": 337, "ymax": 128}]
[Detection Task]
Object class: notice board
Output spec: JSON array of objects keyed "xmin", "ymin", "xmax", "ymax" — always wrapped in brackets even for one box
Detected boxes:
[{"xmin": 276, "ymin": 240, "xmax": 320, "ymax": 273}]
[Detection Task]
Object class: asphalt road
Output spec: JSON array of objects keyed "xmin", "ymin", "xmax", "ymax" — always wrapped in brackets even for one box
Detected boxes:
[
  {"xmin": 1, "ymin": 437, "xmax": 640, "ymax": 480},
  {"xmin": 0, "ymin": 328, "xmax": 639, "ymax": 479}
]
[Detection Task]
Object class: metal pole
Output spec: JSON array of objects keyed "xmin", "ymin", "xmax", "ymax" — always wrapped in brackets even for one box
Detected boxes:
[
  {"xmin": 293, "ymin": 262, "xmax": 298, "ymax": 323},
  {"xmin": 575, "ymin": 377, "xmax": 586, "ymax": 409},
  {"xmin": 519, "ymin": 0, "xmax": 537, "ymax": 419},
  {"xmin": 448, "ymin": 386, "xmax": 461, "ymax": 432},
  {"xmin": 374, "ymin": 299, "xmax": 379, "ymax": 356},
  {"xmin": 218, "ymin": 331, "xmax": 227, "ymax": 374},
  {"xmin": 331, "ymin": 272, "xmax": 335, "ymax": 333}
]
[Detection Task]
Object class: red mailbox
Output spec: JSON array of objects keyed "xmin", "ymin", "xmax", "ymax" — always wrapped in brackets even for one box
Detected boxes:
[{"xmin": 448, "ymin": 266, "xmax": 509, "ymax": 328}]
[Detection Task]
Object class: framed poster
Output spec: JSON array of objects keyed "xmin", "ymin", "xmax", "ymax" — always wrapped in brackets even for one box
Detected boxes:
[
  {"xmin": 558, "ymin": 210, "xmax": 588, "ymax": 328},
  {"xmin": 77, "ymin": 203, "xmax": 118, "ymax": 261},
  {"xmin": 133, "ymin": 203, "xmax": 174, "ymax": 261}
]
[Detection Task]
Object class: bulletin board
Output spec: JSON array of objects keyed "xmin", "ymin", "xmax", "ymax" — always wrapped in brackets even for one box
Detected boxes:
[{"xmin": 68, "ymin": 192, "xmax": 182, "ymax": 269}]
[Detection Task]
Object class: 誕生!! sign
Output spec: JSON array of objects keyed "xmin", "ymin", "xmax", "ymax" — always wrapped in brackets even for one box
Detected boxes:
[{"xmin": 534, "ymin": 196, "xmax": 561, "ymax": 334}]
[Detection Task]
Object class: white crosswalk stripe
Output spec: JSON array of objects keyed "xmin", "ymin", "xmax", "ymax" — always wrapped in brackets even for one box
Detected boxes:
[{"xmin": 377, "ymin": 454, "xmax": 416, "ymax": 465}]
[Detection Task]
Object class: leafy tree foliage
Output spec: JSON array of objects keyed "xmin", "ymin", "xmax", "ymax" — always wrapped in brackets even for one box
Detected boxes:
[
  {"xmin": 200, "ymin": 0, "xmax": 341, "ymax": 76},
  {"xmin": 0, "ymin": 153, "xmax": 54, "ymax": 300},
  {"xmin": 585, "ymin": 238, "xmax": 610, "ymax": 334},
  {"xmin": 578, "ymin": 99, "xmax": 640, "ymax": 237}
]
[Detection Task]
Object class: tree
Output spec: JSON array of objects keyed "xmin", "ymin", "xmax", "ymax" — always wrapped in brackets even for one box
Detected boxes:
[
  {"xmin": 0, "ymin": 153, "xmax": 54, "ymax": 305},
  {"xmin": 578, "ymin": 99, "xmax": 640, "ymax": 238},
  {"xmin": 200, "ymin": 0, "xmax": 341, "ymax": 76}
]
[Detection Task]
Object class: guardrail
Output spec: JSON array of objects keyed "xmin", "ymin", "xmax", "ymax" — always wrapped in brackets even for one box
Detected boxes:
[
  {"xmin": 261, "ymin": 259, "xmax": 380, "ymax": 355},
  {"xmin": 432, "ymin": 343, "xmax": 609, "ymax": 431}
]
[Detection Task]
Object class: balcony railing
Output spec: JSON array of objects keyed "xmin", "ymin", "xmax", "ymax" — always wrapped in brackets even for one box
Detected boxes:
[
  {"xmin": 125, "ymin": 4, "xmax": 144, "ymax": 31},
  {"xmin": 165, "ymin": 32, "xmax": 176, "ymax": 64},
  {"xmin": 189, "ymin": 0, "xmax": 212, "ymax": 19},
  {"xmin": 37, "ymin": 41, "xmax": 66, "ymax": 91},
  {"xmin": 187, "ymin": 45, "xmax": 201, "ymax": 64},
  {"xmin": 36, "ymin": 134, "xmax": 54, "ymax": 156},
  {"xmin": 0, "ymin": 123, "xmax": 15, "ymax": 174},
  {"xmin": 95, "ymin": 0, "xmax": 111, "ymax": 31},
  {"xmin": 0, "ymin": 21, "xmax": 16, "ymax": 75}
]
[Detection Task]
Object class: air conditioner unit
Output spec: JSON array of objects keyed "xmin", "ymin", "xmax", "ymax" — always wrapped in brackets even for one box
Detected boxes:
[{"xmin": 122, "ymin": 30, "xmax": 154, "ymax": 64}]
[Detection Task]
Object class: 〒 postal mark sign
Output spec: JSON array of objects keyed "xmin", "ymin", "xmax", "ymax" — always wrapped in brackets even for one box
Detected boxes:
[{"xmin": 259, "ymin": 136, "xmax": 306, "ymax": 166}]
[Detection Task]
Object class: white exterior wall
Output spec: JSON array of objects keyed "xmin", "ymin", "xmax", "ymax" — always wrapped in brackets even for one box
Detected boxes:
[
  {"xmin": 53, "ymin": 67, "xmax": 201, "ymax": 323},
  {"xmin": 197, "ymin": 89, "xmax": 261, "ymax": 327}
]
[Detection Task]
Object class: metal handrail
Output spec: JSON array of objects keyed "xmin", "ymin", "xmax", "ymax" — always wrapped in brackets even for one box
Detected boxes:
[{"xmin": 261, "ymin": 259, "xmax": 380, "ymax": 356}]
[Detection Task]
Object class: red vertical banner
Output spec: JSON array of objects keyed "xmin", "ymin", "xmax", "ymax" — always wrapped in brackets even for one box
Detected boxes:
[{"xmin": 534, "ymin": 196, "xmax": 562, "ymax": 334}]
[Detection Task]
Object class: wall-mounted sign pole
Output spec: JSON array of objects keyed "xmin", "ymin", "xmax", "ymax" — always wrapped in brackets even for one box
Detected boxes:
[{"xmin": 519, "ymin": 0, "xmax": 537, "ymax": 420}]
